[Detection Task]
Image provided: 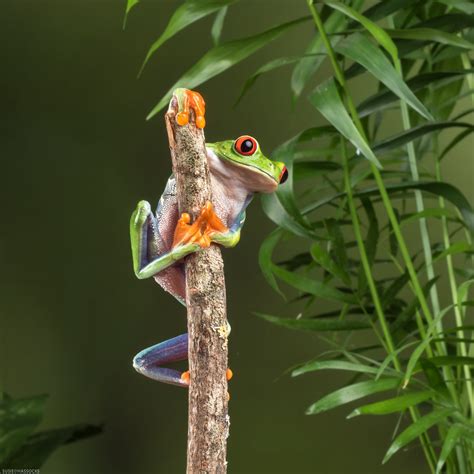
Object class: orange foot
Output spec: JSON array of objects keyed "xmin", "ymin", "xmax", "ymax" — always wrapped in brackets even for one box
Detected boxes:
[
  {"xmin": 174, "ymin": 89, "xmax": 206, "ymax": 129},
  {"xmin": 180, "ymin": 368, "xmax": 233, "ymax": 385},
  {"xmin": 172, "ymin": 201, "xmax": 228, "ymax": 248}
]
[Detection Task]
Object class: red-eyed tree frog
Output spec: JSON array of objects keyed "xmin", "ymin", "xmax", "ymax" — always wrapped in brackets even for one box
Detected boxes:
[{"xmin": 130, "ymin": 89, "xmax": 288, "ymax": 388}]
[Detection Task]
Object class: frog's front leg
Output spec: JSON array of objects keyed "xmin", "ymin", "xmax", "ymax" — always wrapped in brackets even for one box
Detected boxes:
[{"xmin": 130, "ymin": 200, "xmax": 202, "ymax": 280}]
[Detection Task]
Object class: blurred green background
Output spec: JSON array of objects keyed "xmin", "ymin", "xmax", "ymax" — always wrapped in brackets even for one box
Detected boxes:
[{"xmin": 1, "ymin": 1, "xmax": 472, "ymax": 473}]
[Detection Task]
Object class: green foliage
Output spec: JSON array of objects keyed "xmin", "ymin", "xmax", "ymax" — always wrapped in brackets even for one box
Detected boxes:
[
  {"xmin": 127, "ymin": 0, "xmax": 474, "ymax": 471},
  {"xmin": 0, "ymin": 393, "xmax": 101, "ymax": 469}
]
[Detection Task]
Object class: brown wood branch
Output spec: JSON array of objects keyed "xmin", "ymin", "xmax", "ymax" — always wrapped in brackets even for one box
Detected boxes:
[{"xmin": 165, "ymin": 93, "xmax": 229, "ymax": 474}]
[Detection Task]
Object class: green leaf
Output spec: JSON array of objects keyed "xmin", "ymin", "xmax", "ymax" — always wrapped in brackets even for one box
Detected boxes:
[
  {"xmin": 258, "ymin": 229, "xmax": 285, "ymax": 299},
  {"xmin": 271, "ymin": 263, "xmax": 357, "ymax": 304},
  {"xmin": 436, "ymin": 424, "xmax": 466, "ymax": 474},
  {"xmin": 348, "ymin": 390, "xmax": 433, "ymax": 418},
  {"xmin": 292, "ymin": 360, "xmax": 379, "ymax": 377},
  {"xmin": 435, "ymin": 0, "xmax": 474, "ymax": 14},
  {"xmin": 358, "ymin": 70, "xmax": 474, "ymax": 118},
  {"xmin": 457, "ymin": 280, "xmax": 474, "ymax": 317},
  {"xmin": 325, "ymin": 0, "xmax": 398, "ymax": 61},
  {"xmin": 261, "ymin": 192, "xmax": 317, "ymax": 239},
  {"xmin": 271, "ymin": 126, "xmax": 319, "ymax": 238},
  {"xmin": 309, "ymin": 78, "xmax": 382, "ymax": 167},
  {"xmin": 147, "ymin": 15, "xmax": 310, "ymax": 119},
  {"xmin": 420, "ymin": 359, "xmax": 450, "ymax": 397},
  {"xmin": 303, "ymin": 181, "xmax": 474, "ymax": 234},
  {"xmin": 382, "ymin": 271, "xmax": 410, "ymax": 309},
  {"xmin": 123, "ymin": 0, "xmax": 139, "ymax": 29},
  {"xmin": 0, "ymin": 394, "xmax": 48, "ymax": 464},
  {"xmin": 211, "ymin": 6, "xmax": 228, "ymax": 45},
  {"xmin": 311, "ymin": 242, "xmax": 350, "ymax": 285},
  {"xmin": 427, "ymin": 356, "xmax": 474, "ymax": 367},
  {"xmin": 440, "ymin": 128, "xmax": 473, "ymax": 160},
  {"xmin": 359, "ymin": 0, "xmax": 423, "ymax": 22},
  {"xmin": 139, "ymin": 0, "xmax": 237, "ymax": 75},
  {"xmin": 5, "ymin": 424, "xmax": 102, "ymax": 469},
  {"xmin": 383, "ymin": 408, "xmax": 454, "ymax": 464},
  {"xmin": 387, "ymin": 28, "xmax": 474, "ymax": 50},
  {"xmin": 256, "ymin": 313, "xmax": 370, "ymax": 332},
  {"xmin": 291, "ymin": 6, "xmax": 351, "ymax": 100},
  {"xmin": 362, "ymin": 198, "xmax": 378, "ymax": 267},
  {"xmin": 357, "ymin": 198, "xmax": 379, "ymax": 295},
  {"xmin": 373, "ymin": 121, "xmax": 474, "ymax": 154},
  {"xmin": 307, "ymin": 378, "xmax": 400, "ymax": 415},
  {"xmin": 401, "ymin": 208, "xmax": 455, "ymax": 227},
  {"xmin": 235, "ymin": 54, "xmax": 323, "ymax": 105},
  {"xmin": 324, "ymin": 219, "xmax": 349, "ymax": 271},
  {"xmin": 335, "ymin": 33, "xmax": 433, "ymax": 120},
  {"xmin": 403, "ymin": 305, "xmax": 453, "ymax": 388},
  {"xmin": 433, "ymin": 241, "xmax": 473, "ymax": 263}
]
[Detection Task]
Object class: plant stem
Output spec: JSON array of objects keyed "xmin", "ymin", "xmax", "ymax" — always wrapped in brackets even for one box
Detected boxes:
[
  {"xmin": 341, "ymin": 139, "xmax": 399, "ymax": 370},
  {"xmin": 393, "ymin": 59, "xmax": 442, "ymax": 322}
]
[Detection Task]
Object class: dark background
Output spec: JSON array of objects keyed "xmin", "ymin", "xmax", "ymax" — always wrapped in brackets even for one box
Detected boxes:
[{"xmin": 1, "ymin": 1, "xmax": 472, "ymax": 473}]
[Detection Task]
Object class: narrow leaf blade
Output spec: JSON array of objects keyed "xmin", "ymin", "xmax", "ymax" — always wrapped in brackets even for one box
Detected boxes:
[
  {"xmin": 140, "ymin": 0, "xmax": 237, "ymax": 74},
  {"xmin": 310, "ymin": 78, "xmax": 382, "ymax": 167},
  {"xmin": 307, "ymin": 378, "xmax": 400, "ymax": 415},
  {"xmin": 383, "ymin": 408, "xmax": 454, "ymax": 463},
  {"xmin": 256, "ymin": 313, "xmax": 370, "ymax": 332},
  {"xmin": 335, "ymin": 33, "xmax": 433, "ymax": 120}
]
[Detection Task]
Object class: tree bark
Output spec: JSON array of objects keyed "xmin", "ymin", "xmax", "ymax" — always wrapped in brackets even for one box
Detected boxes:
[{"xmin": 165, "ymin": 92, "xmax": 229, "ymax": 474}]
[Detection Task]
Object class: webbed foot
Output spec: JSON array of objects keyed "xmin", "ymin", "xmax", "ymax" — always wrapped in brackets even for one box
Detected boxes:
[
  {"xmin": 172, "ymin": 201, "xmax": 228, "ymax": 249},
  {"xmin": 173, "ymin": 88, "xmax": 206, "ymax": 129}
]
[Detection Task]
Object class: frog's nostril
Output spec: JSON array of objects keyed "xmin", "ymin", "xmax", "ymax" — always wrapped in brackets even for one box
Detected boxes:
[{"xmin": 279, "ymin": 167, "xmax": 288, "ymax": 184}]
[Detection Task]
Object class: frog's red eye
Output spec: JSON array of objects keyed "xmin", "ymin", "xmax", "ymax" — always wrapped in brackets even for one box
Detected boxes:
[{"xmin": 234, "ymin": 135, "xmax": 258, "ymax": 156}]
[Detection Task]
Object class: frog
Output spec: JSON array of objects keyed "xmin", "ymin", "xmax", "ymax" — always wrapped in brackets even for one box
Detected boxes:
[{"xmin": 130, "ymin": 89, "xmax": 288, "ymax": 388}]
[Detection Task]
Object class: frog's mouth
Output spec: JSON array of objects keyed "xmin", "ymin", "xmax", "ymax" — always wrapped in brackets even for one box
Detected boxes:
[{"xmin": 206, "ymin": 148, "xmax": 279, "ymax": 193}]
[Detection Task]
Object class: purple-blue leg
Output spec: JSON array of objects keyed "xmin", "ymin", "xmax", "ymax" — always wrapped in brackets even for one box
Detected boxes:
[{"xmin": 133, "ymin": 333, "xmax": 189, "ymax": 387}]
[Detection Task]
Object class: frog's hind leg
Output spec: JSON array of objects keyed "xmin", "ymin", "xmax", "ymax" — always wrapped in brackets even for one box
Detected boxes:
[
  {"xmin": 130, "ymin": 200, "xmax": 201, "ymax": 281},
  {"xmin": 133, "ymin": 333, "xmax": 189, "ymax": 387}
]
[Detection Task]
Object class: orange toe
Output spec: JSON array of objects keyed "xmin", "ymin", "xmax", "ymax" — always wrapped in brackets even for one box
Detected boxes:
[
  {"xmin": 172, "ymin": 213, "xmax": 201, "ymax": 248},
  {"xmin": 181, "ymin": 370, "xmax": 190, "ymax": 384},
  {"xmin": 226, "ymin": 368, "xmax": 233, "ymax": 381}
]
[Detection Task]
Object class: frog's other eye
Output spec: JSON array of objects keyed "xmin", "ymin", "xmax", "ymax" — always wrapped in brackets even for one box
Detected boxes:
[{"xmin": 234, "ymin": 135, "xmax": 258, "ymax": 156}]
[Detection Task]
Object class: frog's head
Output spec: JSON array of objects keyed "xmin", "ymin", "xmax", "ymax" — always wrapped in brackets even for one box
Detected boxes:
[{"xmin": 206, "ymin": 135, "xmax": 288, "ymax": 193}]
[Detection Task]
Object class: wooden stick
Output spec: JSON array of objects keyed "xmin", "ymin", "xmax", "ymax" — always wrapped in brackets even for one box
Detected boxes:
[{"xmin": 165, "ymin": 91, "xmax": 229, "ymax": 474}]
